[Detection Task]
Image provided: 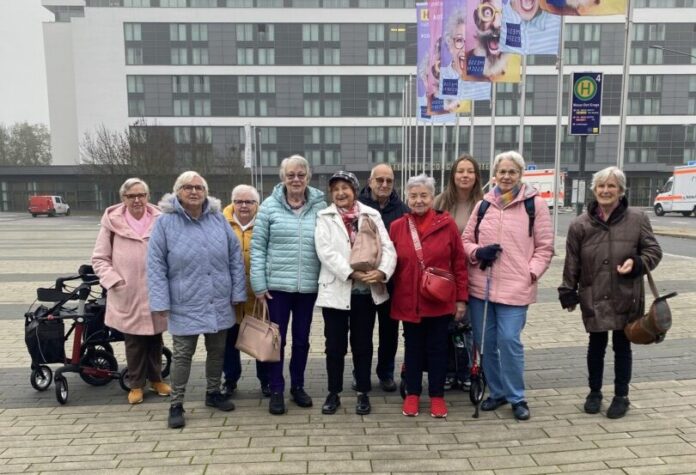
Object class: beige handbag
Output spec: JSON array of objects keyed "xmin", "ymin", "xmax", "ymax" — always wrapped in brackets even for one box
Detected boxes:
[
  {"xmin": 350, "ymin": 216, "xmax": 382, "ymax": 271},
  {"xmin": 624, "ymin": 268, "xmax": 677, "ymax": 345},
  {"xmin": 235, "ymin": 302, "xmax": 281, "ymax": 362}
]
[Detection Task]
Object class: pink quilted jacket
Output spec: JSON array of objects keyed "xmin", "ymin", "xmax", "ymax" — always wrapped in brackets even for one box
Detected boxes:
[{"xmin": 462, "ymin": 184, "xmax": 553, "ymax": 306}]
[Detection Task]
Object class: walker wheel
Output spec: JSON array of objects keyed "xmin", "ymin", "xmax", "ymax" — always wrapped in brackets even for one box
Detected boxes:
[
  {"xmin": 79, "ymin": 349, "xmax": 118, "ymax": 386},
  {"xmin": 469, "ymin": 375, "xmax": 486, "ymax": 406},
  {"xmin": 55, "ymin": 376, "xmax": 68, "ymax": 405},
  {"xmin": 30, "ymin": 365, "xmax": 53, "ymax": 391},
  {"xmin": 161, "ymin": 346, "xmax": 172, "ymax": 379},
  {"xmin": 119, "ymin": 368, "xmax": 131, "ymax": 392}
]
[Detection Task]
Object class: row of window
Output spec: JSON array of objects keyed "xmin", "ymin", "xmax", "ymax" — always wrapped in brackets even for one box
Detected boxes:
[{"xmin": 104, "ymin": 0, "xmax": 417, "ymax": 8}]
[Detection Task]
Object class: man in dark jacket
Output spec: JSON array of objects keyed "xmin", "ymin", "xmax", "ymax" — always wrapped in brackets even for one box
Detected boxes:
[{"xmin": 357, "ymin": 164, "xmax": 410, "ymax": 391}]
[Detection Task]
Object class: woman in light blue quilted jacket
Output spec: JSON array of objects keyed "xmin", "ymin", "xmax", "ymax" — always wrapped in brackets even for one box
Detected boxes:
[
  {"xmin": 250, "ymin": 155, "xmax": 326, "ymax": 415},
  {"xmin": 148, "ymin": 171, "xmax": 247, "ymax": 429}
]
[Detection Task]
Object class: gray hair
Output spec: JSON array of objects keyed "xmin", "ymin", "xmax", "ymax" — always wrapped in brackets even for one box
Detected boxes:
[
  {"xmin": 406, "ymin": 174, "xmax": 436, "ymax": 196},
  {"xmin": 369, "ymin": 163, "xmax": 394, "ymax": 180},
  {"xmin": 279, "ymin": 154, "xmax": 312, "ymax": 181},
  {"xmin": 173, "ymin": 170, "xmax": 209, "ymax": 196},
  {"xmin": 119, "ymin": 177, "xmax": 149, "ymax": 197},
  {"xmin": 591, "ymin": 166, "xmax": 626, "ymax": 196},
  {"xmin": 231, "ymin": 184, "xmax": 260, "ymax": 202},
  {"xmin": 444, "ymin": 6, "xmax": 466, "ymax": 49},
  {"xmin": 493, "ymin": 151, "xmax": 525, "ymax": 175}
]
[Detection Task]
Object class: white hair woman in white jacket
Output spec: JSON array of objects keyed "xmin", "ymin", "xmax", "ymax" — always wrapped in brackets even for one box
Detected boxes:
[{"xmin": 314, "ymin": 171, "xmax": 397, "ymax": 416}]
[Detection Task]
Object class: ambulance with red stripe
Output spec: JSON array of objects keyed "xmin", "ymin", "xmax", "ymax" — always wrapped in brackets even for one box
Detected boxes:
[
  {"xmin": 654, "ymin": 164, "xmax": 696, "ymax": 217},
  {"xmin": 524, "ymin": 168, "xmax": 565, "ymax": 208}
]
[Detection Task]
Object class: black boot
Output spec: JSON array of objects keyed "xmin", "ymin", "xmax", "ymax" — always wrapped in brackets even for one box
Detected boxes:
[
  {"xmin": 607, "ymin": 396, "xmax": 630, "ymax": 419},
  {"xmin": 584, "ymin": 391, "xmax": 602, "ymax": 414},
  {"xmin": 321, "ymin": 393, "xmax": 341, "ymax": 414},
  {"xmin": 356, "ymin": 393, "xmax": 371, "ymax": 415},
  {"xmin": 290, "ymin": 387, "xmax": 313, "ymax": 408},
  {"xmin": 269, "ymin": 392, "xmax": 286, "ymax": 415}
]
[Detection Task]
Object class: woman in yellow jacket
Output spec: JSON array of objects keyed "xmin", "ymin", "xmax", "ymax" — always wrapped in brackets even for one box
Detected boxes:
[{"xmin": 222, "ymin": 184, "xmax": 269, "ymax": 397}]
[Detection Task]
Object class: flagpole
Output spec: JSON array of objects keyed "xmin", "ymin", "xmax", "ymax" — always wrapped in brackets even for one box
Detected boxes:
[
  {"xmin": 441, "ymin": 122, "xmax": 446, "ymax": 192},
  {"xmin": 617, "ymin": 0, "xmax": 634, "ymax": 169},
  {"xmin": 519, "ymin": 55, "xmax": 527, "ymax": 154},
  {"xmin": 422, "ymin": 120, "xmax": 427, "ymax": 174},
  {"xmin": 454, "ymin": 113, "xmax": 461, "ymax": 160},
  {"xmin": 401, "ymin": 84, "xmax": 406, "ymax": 199},
  {"xmin": 469, "ymin": 102, "xmax": 475, "ymax": 156},
  {"xmin": 553, "ymin": 16, "xmax": 566, "ymax": 251},
  {"xmin": 489, "ymin": 86, "xmax": 497, "ymax": 177}
]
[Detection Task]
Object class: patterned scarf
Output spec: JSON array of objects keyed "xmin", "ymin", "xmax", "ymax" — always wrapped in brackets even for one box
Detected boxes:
[
  {"xmin": 494, "ymin": 184, "xmax": 521, "ymax": 209},
  {"xmin": 338, "ymin": 203, "xmax": 360, "ymax": 245}
]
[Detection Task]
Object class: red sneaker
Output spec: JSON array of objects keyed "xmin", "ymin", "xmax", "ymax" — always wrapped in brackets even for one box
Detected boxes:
[
  {"xmin": 402, "ymin": 395, "xmax": 420, "ymax": 416},
  {"xmin": 430, "ymin": 397, "xmax": 448, "ymax": 418}
]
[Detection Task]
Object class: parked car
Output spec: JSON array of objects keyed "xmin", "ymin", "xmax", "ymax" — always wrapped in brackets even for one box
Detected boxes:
[{"xmin": 28, "ymin": 195, "xmax": 71, "ymax": 217}]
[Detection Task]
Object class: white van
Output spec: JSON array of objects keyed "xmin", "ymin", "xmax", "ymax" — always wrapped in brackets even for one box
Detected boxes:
[{"xmin": 654, "ymin": 164, "xmax": 696, "ymax": 217}]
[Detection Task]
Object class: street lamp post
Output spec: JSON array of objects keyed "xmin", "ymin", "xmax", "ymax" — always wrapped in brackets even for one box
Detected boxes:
[{"xmin": 649, "ymin": 45, "xmax": 696, "ymax": 60}]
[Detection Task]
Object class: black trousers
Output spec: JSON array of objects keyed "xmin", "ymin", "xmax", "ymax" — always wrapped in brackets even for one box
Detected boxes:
[
  {"xmin": 587, "ymin": 330, "xmax": 632, "ymax": 397},
  {"xmin": 322, "ymin": 294, "xmax": 376, "ymax": 394},
  {"xmin": 403, "ymin": 315, "xmax": 450, "ymax": 397}
]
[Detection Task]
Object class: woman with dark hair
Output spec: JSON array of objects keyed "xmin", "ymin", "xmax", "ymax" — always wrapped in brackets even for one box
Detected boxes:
[{"xmin": 434, "ymin": 154, "xmax": 484, "ymax": 234}]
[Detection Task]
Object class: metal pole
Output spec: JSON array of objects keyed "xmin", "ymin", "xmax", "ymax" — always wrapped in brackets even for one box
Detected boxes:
[
  {"xmin": 414, "ymin": 104, "xmax": 419, "ymax": 173},
  {"xmin": 257, "ymin": 127, "xmax": 264, "ymax": 197},
  {"xmin": 576, "ymin": 135, "xmax": 587, "ymax": 216},
  {"xmin": 430, "ymin": 120, "xmax": 434, "ymax": 177},
  {"xmin": 408, "ymin": 76, "xmax": 413, "ymax": 178},
  {"xmin": 422, "ymin": 120, "xmax": 427, "ymax": 174},
  {"xmin": 250, "ymin": 125, "xmax": 256, "ymax": 189},
  {"xmin": 553, "ymin": 17, "xmax": 566, "ymax": 251},
  {"xmin": 441, "ymin": 123, "xmax": 446, "ymax": 192},
  {"xmin": 454, "ymin": 113, "xmax": 461, "ymax": 160},
  {"xmin": 489, "ymin": 86, "xmax": 497, "ymax": 176},
  {"xmin": 469, "ymin": 104, "xmax": 475, "ymax": 156},
  {"xmin": 617, "ymin": 0, "xmax": 634, "ymax": 169},
  {"xmin": 518, "ymin": 55, "xmax": 527, "ymax": 154},
  {"xmin": 401, "ymin": 85, "xmax": 406, "ymax": 198}
]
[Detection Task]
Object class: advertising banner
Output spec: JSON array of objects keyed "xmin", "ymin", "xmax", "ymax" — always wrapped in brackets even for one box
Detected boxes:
[
  {"xmin": 500, "ymin": 0, "xmax": 561, "ymax": 55},
  {"xmin": 540, "ymin": 0, "xmax": 627, "ymax": 16}
]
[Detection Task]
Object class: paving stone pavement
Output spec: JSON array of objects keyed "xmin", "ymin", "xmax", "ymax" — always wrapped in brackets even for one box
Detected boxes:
[{"xmin": 1, "ymin": 213, "xmax": 695, "ymax": 474}]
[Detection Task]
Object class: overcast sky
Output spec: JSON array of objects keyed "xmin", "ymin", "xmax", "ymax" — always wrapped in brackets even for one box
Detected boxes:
[{"xmin": 0, "ymin": 0, "xmax": 53, "ymax": 126}]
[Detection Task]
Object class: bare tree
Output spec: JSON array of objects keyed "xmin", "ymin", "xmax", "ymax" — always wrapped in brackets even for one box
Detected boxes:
[{"xmin": 0, "ymin": 122, "xmax": 52, "ymax": 166}]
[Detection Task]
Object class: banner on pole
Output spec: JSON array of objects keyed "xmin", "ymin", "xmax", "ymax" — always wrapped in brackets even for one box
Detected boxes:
[
  {"xmin": 540, "ymin": 0, "xmax": 627, "ymax": 16},
  {"xmin": 243, "ymin": 124, "xmax": 252, "ymax": 168},
  {"xmin": 500, "ymin": 0, "xmax": 561, "ymax": 55}
]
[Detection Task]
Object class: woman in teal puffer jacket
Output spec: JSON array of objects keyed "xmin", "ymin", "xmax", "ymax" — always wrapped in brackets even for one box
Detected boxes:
[{"xmin": 251, "ymin": 154, "xmax": 326, "ymax": 415}]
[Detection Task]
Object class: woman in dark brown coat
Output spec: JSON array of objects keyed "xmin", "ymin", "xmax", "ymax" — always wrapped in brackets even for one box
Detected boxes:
[{"xmin": 558, "ymin": 166, "xmax": 661, "ymax": 419}]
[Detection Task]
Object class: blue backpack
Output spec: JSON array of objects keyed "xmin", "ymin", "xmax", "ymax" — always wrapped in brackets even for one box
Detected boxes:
[{"xmin": 474, "ymin": 197, "xmax": 536, "ymax": 243}]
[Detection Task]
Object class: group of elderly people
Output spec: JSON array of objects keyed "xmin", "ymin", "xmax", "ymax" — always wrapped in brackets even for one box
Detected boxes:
[{"xmin": 91, "ymin": 150, "xmax": 660, "ymax": 429}]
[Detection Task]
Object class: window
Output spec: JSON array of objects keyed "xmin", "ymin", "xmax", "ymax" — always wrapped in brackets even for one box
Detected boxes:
[
  {"xmin": 126, "ymin": 47, "xmax": 143, "ymax": 65},
  {"xmin": 324, "ymin": 0, "xmax": 349, "ymax": 6},
  {"xmin": 192, "ymin": 48, "xmax": 209, "ymax": 65},
  {"xmin": 304, "ymin": 99, "xmax": 320, "ymax": 116},
  {"xmin": 323, "ymin": 24, "xmax": 339, "ymax": 42},
  {"xmin": 305, "ymin": 127, "xmax": 321, "ymax": 144},
  {"xmin": 258, "ymin": 48, "xmax": 275, "ymax": 65},
  {"xmin": 191, "ymin": 24, "xmax": 208, "ymax": 41},
  {"xmin": 324, "ymin": 100, "xmax": 340, "ymax": 116},
  {"xmin": 260, "ymin": 127, "xmax": 277, "ymax": 144},
  {"xmin": 124, "ymin": 0, "xmax": 151, "ymax": 6},
  {"xmin": 258, "ymin": 24, "xmax": 274, "ymax": 41},
  {"xmin": 194, "ymin": 99, "xmax": 211, "ymax": 116},
  {"xmin": 127, "ymin": 76, "xmax": 144, "ymax": 93},
  {"xmin": 388, "ymin": 98, "xmax": 401, "ymax": 116},
  {"xmin": 368, "ymin": 128, "xmax": 384, "ymax": 144},
  {"xmin": 323, "ymin": 150, "xmax": 341, "ymax": 165},
  {"xmin": 324, "ymin": 76, "xmax": 340, "ymax": 93},
  {"xmin": 368, "ymin": 77, "xmax": 385, "ymax": 93},
  {"xmin": 236, "ymin": 24, "xmax": 253, "ymax": 41},
  {"xmin": 304, "ymin": 77, "xmax": 320, "ymax": 93},
  {"xmin": 294, "ymin": 0, "xmax": 320, "ymax": 6},
  {"xmin": 128, "ymin": 98, "xmax": 144, "ymax": 116},
  {"xmin": 190, "ymin": 0, "xmax": 216, "ymax": 6},
  {"xmin": 387, "ymin": 127, "xmax": 401, "ymax": 143},
  {"xmin": 257, "ymin": 0, "xmax": 282, "ymax": 6},
  {"xmin": 170, "ymin": 24, "xmax": 187, "ymax": 41},
  {"xmin": 259, "ymin": 76, "xmax": 275, "ymax": 93},
  {"xmin": 172, "ymin": 76, "xmax": 189, "ymax": 93},
  {"xmin": 323, "ymin": 48, "xmax": 340, "ymax": 65},
  {"xmin": 161, "ymin": 0, "xmax": 187, "ymax": 6},
  {"xmin": 325, "ymin": 127, "xmax": 341, "ymax": 144},
  {"xmin": 368, "ymin": 24, "xmax": 384, "ymax": 42},
  {"xmin": 368, "ymin": 99, "xmax": 385, "ymax": 116},
  {"xmin": 171, "ymin": 48, "xmax": 188, "ymax": 65},
  {"xmin": 368, "ymin": 48, "xmax": 385, "ymax": 65},
  {"xmin": 237, "ymin": 48, "xmax": 254, "ymax": 64},
  {"xmin": 124, "ymin": 23, "xmax": 141, "ymax": 41},
  {"xmin": 303, "ymin": 48, "xmax": 320, "ymax": 65},
  {"xmin": 173, "ymin": 99, "xmax": 190, "ymax": 116},
  {"xmin": 581, "ymin": 47, "xmax": 599, "ymax": 65},
  {"xmin": 174, "ymin": 127, "xmax": 191, "ymax": 144},
  {"xmin": 583, "ymin": 24, "xmax": 600, "ymax": 42},
  {"xmin": 388, "ymin": 76, "xmax": 404, "ymax": 92},
  {"xmin": 388, "ymin": 24, "xmax": 406, "ymax": 42},
  {"xmin": 192, "ymin": 76, "xmax": 210, "ymax": 93},
  {"xmin": 632, "ymin": 24, "xmax": 665, "ymax": 41},
  {"xmin": 302, "ymin": 24, "xmax": 319, "ymax": 42},
  {"xmin": 193, "ymin": 127, "xmax": 213, "ymax": 144},
  {"xmin": 227, "ymin": 0, "xmax": 253, "ymax": 6},
  {"xmin": 238, "ymin": 76, "xmax": 255, "ymax": 93},
  {"xmin": 259, "ymin": 99, "xmax": 268, "ymax": 116},
  {"xmin": 239, "ymin": 99, "xmax": 255, "ymax": 116}
]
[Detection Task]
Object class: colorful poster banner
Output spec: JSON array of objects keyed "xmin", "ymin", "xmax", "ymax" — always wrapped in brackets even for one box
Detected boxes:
[
  {"xmin": 500, "ymin": 0, "xmax": 561, "ymax": 55},
  {"xmin": 439, "ymin": 0, "xmax": 492, "ymax": 101},
  {"xmin": 464, "ymin": 0, "xmax": 522, "ymax": 83},
  {"xmin": 540, "ymin": 0, "xmax": 627, "ymax": 16}
]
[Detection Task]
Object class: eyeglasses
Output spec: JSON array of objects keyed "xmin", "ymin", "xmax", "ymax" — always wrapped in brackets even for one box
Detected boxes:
[
  {"xmin": 496, "ymin": 169, "xmax": 520, "ymax": 177},
  {"xmin": 182, "ymin": 184, "xmax": 205, "ymax": 192},
  {"xmin": 452, "ymin": 35, "xmax": 465, "ymax": 50},
  {"xmin": 233, "ymin": 199, "xmax": 257, "ymax": 206},
  {"xmin": 374, "ymin": 177, "xmax": 394, "ymax": 185},
  {"xmin": 477, "ymin": 3, "xmax": 502, "ymax": 22},
  {"xmin": 124, "ymin": 193, "xmax": 147, "ymax": 200},
  {"xmin": 285, "ymin": 173, "xmax": 307, "ymax": 181}
]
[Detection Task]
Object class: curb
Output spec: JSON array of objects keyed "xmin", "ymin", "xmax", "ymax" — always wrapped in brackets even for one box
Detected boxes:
[{"xmin": 653, "ymin": 229, "xmax": 696, "ymax": 240}]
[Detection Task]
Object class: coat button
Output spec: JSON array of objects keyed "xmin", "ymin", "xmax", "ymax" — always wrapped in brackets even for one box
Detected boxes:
[
  {"xmin": 603, "ymin": 260, "xmax": 609, "ymax": 265},
  {"xmin": 604, "ymin": 296, "xmax": 609, "ymax": 300}
]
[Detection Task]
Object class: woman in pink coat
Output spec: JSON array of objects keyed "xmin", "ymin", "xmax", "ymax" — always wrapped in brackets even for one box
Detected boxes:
[
  {"xmin": 92, "ymin": 178, "xmax": 170, "ymax": 405},
  {"xmin": 462, "ymin": 151, "xmax": 553, "ymax": 421}
]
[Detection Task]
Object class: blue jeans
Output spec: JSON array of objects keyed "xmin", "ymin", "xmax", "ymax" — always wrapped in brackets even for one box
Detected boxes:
[
  {"xmin": 223, "ymin": 323, "xmax": 268, "ymax": 386},
  {"xmin": 265, "ymin": 290, "xmax": 317, "ymax": 393},
  {"xmin": 469, "ymin": 297, "xmax": 528, "ymax": 405}
]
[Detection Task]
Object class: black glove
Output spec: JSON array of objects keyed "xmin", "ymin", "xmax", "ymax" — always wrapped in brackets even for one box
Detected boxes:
[
  {"xmin": 558, "ymin": 289, "xmax": 580, "ymax": 309},
  {"xmin": 476, "ymin": 244, "xmax": 502, "ymax": 270}
]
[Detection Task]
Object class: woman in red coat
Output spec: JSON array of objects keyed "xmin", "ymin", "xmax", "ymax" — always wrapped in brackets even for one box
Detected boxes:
[{"xmin": 389, "ymin": 174, "xmax": 468, "ymax": 418}]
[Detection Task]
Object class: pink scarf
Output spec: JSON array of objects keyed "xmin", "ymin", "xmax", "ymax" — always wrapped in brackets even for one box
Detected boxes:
[
  {"xmin": 338, "ymin": 203, "xmax": 360, "ymax": 245},
  {"xmin": 125, "ymin": 207, "xmax": 152, "ymax": 238}
]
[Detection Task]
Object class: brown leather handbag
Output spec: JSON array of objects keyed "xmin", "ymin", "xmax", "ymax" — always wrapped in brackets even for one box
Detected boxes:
[
  {"xmin": 235, "ymin": 302, "xmax": 281, "ymax": 362},
  {"xmin": 624, "ymin": 268, "xmax": 677, "ymax": 345},
  {"xmin": 350, "ymin": 215, "xmax": 382, "ymax": 271}
]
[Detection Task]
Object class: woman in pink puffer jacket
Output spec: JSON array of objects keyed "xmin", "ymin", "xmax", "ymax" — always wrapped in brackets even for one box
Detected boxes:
[{"xmin": 462, "ymin": 151, "xmax": 553, "ymax": 421}]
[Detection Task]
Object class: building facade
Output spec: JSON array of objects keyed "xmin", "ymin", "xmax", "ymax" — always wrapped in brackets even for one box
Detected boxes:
[{"xmin": 39, "ymin": 0, "xmax": 696, "ymax": 206}]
